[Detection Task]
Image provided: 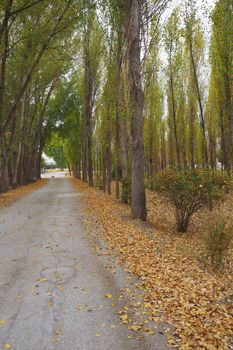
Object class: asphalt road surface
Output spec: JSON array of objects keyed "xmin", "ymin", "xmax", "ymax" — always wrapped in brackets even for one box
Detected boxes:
[{"xmin": 0, "ymin": 177, "xmax": 170, "ymax": 350}]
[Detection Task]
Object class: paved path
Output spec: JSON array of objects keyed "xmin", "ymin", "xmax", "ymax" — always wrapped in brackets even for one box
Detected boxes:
[{"xmin": 0, "ymin": 177, "xmax": 170, "ymax": 350}]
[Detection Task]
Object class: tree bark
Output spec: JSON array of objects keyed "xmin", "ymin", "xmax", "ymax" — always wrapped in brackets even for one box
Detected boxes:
[
  {"xmin": 170, "ymin": 73, "xmax": 181, "ymax": 169},
  {"xmin": 188, "ymin": 38, "xmax": 209, "ymax": 168},
  {"xmin": 127, "ymin": 0, "xmax": 147, "ymax": 221},
  {"xmin": 84, "ymin": 24, "xmax": 94, "ymax": 187}
]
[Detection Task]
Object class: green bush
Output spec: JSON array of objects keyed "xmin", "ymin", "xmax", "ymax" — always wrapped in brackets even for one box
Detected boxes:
[
  {"xmin": 153, "ymin": 169, "xmax": 231, "ymax": 233},
  {"xmin": 205, "ymin": 222, "xmax": 233, "ymax": 269}
]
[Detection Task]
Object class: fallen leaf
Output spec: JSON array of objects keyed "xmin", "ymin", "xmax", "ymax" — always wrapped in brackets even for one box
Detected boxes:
[
  {"xmin": 144, "ymin": 328, "xmax": 154, "ymax": 335},
  {"xmin": 36, "ymin": 277, "xmax": 48, "ymax": 282},
  {"xmin": 129, "ymin": 325, "xmax": 142, "ymax": 332},
  {"xmin": 50, "ymin": 338, "xmax": 62, "ymax": 343},
  {"xmin": 4, "ymin": 344, "xmax": 12, "ymax": 349},
  {"xmin": 48, "ymin": 300, "xmax": 53, "ymax": 307},
  {"xmin": 105, "ymin": 293, "xmax": 113, "ymax": 299},
  {"xmin": 54, "ymin": 328, "xmax": 62, "ymax": 336},
  {"xmin": 56, "ymin": 285, "xmax": 64, "ymax": 292},
  {"xmin": 119, "ymin": 314, "xmax": 128, "ymax": 323}
]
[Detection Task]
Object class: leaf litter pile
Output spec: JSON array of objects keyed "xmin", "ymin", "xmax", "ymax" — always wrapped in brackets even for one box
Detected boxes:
[
  {"xmin": 0, "ymin": 179, "xmax": 48, "ymax": 208},
  {"xmin": 71, "ymin": 178, "xmax": 233, "ymax": 350}
]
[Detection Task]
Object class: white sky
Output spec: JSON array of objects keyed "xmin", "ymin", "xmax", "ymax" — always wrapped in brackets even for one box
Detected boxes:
[
  {"xmin": 165, "ymin": 0, "xmax": 216, "ymax": 16},
  {"xmin": 162, "ymin": 0, "xmax": 217, "ymax": 33},
  {"xmin": 42, "ymin": 153, "xmax": 56, "ymax": 165}
]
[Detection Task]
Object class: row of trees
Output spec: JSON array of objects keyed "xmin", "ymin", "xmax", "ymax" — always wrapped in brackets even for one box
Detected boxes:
[
  {"xmin": 45, "ymin": 0, "xmax": 167, "ymax": 220},
  {"xmin": 0, "ymin": 0, "xmax": 86, "ymax": 192},
  {"xmin": 46, "ymin": 0, "xmax": 232, "ymax": 220}
]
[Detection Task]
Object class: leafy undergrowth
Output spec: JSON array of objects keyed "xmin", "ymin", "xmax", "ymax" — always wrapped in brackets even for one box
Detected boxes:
[
  {"xmin": 71, "ymin": 178, "xmax": 233, "ymax": 350},
  {"xmin": 146, "ymin": 190, "xmax": 233, "ymax": 265},
  {"xmin": 0, "ymin": 180, "xmax": 48, "ymax": 208}
]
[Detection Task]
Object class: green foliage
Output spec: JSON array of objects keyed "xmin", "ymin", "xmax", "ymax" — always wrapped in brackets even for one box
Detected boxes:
[
  {"xmin": 204, "ymin": 221, "xmax": 233, "ymax": 270},
  {"xmin": 153, "ymin": 169, "xmax": 231, "ymax": 233},
  {"xmin": 45, "ymin": 134, "xmax": 66, "ymax": 169}
]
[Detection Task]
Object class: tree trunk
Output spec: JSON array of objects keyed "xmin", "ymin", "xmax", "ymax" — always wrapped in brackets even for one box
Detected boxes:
[
  {"xmin": 127, "ymin": 0, "xmax": 147, "ymax": 221},
  {"xmin": 189, "ymin": 39, "xmax": 208, "ymax": 168},
  {"xmin": 84, "ymin": 26, "xmax": 94, "ymax": 187},
  {"xmin": 170, "ymin": 73, "xmax": 181, "ymax": 169},
  {"xmin": 224, "ymin": 71, "xmax": 233, "ymax": 169},
  {"xmin": 0, "ymin": 1, "xmax": 12, "ymax": 193},
  {"xmin": 106, "ymin": 129, "xmax": 112, "ymax": 195},
  {"xmin": 82, "ymin": 137, "xmax": 87, "ymax": 181},
  {"xmin": 219, "ymin": 106, "xmax": 228, "ymax": 170},
  {"xmin": 189, "ymin": 104, "xmax": 195, "ymax": 169},
  {"xmin": 115, "ymin": 34, "xmax": 123, "ymax": 200}
]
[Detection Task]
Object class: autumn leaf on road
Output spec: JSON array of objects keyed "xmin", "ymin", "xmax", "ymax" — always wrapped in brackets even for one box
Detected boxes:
[
  {"xmin": 4, "ymin": 344, "xmax": 12, "ymax": 349},
  {"xmin": 36, "ymin": 277, "xmax": 48, "ymax": 282},
  {"xmin": 105, "ymin": 293, "xmax": 113, "ymax": 299}
]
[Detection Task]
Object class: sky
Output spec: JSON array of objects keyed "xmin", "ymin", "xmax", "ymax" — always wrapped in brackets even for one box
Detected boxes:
[
  {"xmin": 165, "ymin": 0, "xmax": 216, "ymax": 17},
  {"xmin": 162, "ymin": 0, "xmax": 217, "ymax": 32},
  {"xmin": 42, "ymin": 153, "xmax": 56, "ymax": 166}
]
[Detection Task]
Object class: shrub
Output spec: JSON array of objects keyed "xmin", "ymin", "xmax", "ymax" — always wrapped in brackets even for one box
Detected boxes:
[
  {"xmin": 153, "ymin": 169, "xmax": 231, "ymax": 233},
  {"xmin": 204, "ymin": 222, "xmax": 233, "ymax": 269}
]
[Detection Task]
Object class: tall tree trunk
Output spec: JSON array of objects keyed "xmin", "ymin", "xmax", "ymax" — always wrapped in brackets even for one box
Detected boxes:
[
  {"xmin": 115, "ymin": 33, "xmax": 123, "ymax": 200},
  {"xmin": 84, "ymin": 26, "xmax": 94, "ymax": 187},
  {"xmin": 224, "ymin": 71, "xmax": 233, "ymax": 169},
  {"xmin": 189, "ymin": 39, "xmax": 209, "ymax": 168},
  {"xmin": 170, "ymin": 74, "xmax": 181, "ymax": 169},
  {"xmin": 115, "ymin": 112, "xmax": 120, "ymax": 199},
  {"xmin": 102, "ymin": 153, "xmax": 106, "ymax": 193},
  {"xmin": 189, "ymin": 104, "xmax": 195, "ymax": 169},
  {"xmin": 0, "ymin": 1, "xmax": 12, "ymax": 193},
  {"xmin": 12, "ymin": 92, "xmax": 27, "ymax": 187},
  {"xmin": 219, "ymin": 106, "xmax": 228, "ymax": 170},
  {"xmin": 82, "ymin": 137, "xmax": 87, "ymax": 181},
  {"xmin": 119, "ymin": 118, "xmax": 129, "ymax": 203},
  {"xmin": 127, "ymin": 0, "xmax": 147, "ymax": 221},
  {"xmin": 106, "ymin": 129, "xmax": 112, "ymax": 195}
]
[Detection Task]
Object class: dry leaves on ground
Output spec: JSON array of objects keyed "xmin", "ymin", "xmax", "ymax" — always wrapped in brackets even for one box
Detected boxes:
[
  {"xmin": 0, "ymin": 180, "xmax": 48, "ymax": 208},
  {"xmin": 71, "ymin": 178, "xmax": 233, "ymax": 350}
]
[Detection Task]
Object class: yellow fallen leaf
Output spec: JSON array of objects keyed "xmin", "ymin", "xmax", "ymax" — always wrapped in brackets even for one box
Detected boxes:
[
  {"xmin": 105, "ymin": 293, "xmax": 113, "ymax": 299},
  {"xmin": 36, "ymin": 278, "xmax": 48, "ymax": 282},
  {"xmin": 54, "ymin": 328, "xmax": 62, "ymax": 336},
  {"xmin": 50, "ymin": 338, "xmax": 62, "ymax": 343},
  {"xmin": 4, "ymin": 344, "xmax": 12, "ymax": 349},
  {"xmin": 119, "ymin": 314, "xmax": 128, "ymax": 323},
  {"xmin": 95, "ymin": 332, "xmax": 100, "ymax": 337},
  {"xmin": 144, "ymin": 303, "xmax": 152, "ymax": 309},
  {"xmin": 144, "ymin": 328, "xmax": 154, "ymax": 335},
  {"xmin": 48, "ymin": 300, "xmax": 53, "ymax": 307},
  {"xmin": 56, "ymin": 285, "xmax": 64, "ymax": 292},
  {"xmin": 0, "ymin": 319, "xmax": 6, "ymax": 325},
  {"xmin": 129, "ymin": 325, "xmax": 142, "ymax": 332}
]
